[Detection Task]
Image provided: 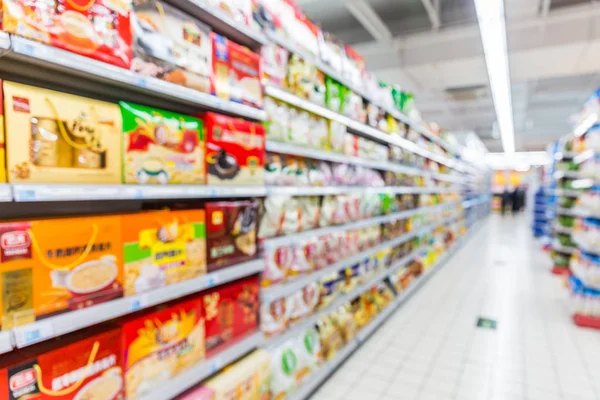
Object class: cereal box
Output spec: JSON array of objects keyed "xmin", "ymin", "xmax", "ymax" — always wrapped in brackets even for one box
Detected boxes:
[
  {"xmin": 0, "ymin": 329, "xmax": 123, "ymax": 400},
  {"xmin": 203, "ymin": 277, "xmax": 259, "ymax": 356},
  {"xmin": 122, "ymin": 297, "xmax": 205, "ymax": 399},
  {"xmin": 0, "ymin": 215, "xmax": 123, "ymax": 330},
  {"xmin": 3, "ymin": 81, "xmax": 122, "ymax": 184},
  {"xmin": 131, "ymin": 0, "xmax": 212, "ymax": 93},
  {"xmin": 2, "ymin": 0, "xmax": 132, "ymax": 68},
  {"xmin": 197, "ymin": 350, "xmax": 270, "ymax": 400},
  {"xmin": 205, "ymin": 201, "xmax": 259, "ymax": 272},
  {"xmin": 212, "ymin": 33, "xmax": 263, "ymax": 109},
  {"xmin": 122, "ymin": 210, "xmax": 206, "ymax": 296},
  {"xmin": 120, "ymin": 102, "xmax": 205, "ymax": 184},
  {"xmin": 203, "ymin": 112, "xmax": 265, "ymax": 186}
]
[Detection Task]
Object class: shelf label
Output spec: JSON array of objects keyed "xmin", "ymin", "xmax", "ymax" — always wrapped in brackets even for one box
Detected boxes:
[
  {"xmin": 130, "ymin": 294, "xmax": 149, "ymax": 312},
  {"xmin": 209, "ymin": 357, "xmax": 223, "ymax": 374},
  {"xmin": 135, "ymin": 76, "xmax": 147, "ymax": 88},
  {"xmin": 16, "ymin": 321, "xmax": 53, "ymax": 347},
  {"xmin": 206, "ymin": 273, "xmax": 220, "ymax": 288},
  {"xmin": 17, "ymin": 190, "xmax": 37, "ymax": 201}
]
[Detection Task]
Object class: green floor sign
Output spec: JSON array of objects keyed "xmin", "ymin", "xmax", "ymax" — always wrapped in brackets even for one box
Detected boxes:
[{"xmin": 476, "ymin": 317, "xmax": 497, "ymax": 330}]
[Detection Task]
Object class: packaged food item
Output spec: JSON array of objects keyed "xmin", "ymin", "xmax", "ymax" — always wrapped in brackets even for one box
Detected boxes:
[
  {"xmin": 120, "ymin": 102, "xmax": 204, "ymax": 184},
  {"xmin": 203, "ymin": 112, "xmax": 265, "ymax": 185},
  {"xmin": 288, "ymin": 108, "xmax": 311, "ymax": 146},
  {"xmin": 315, "ymin": 315, "xmax": 343, "ymax": 361},
  {"xmin": 343, "ymin": 45, "xmax": 366, "ymax": 90},
  {"xmin": 212, "ymin": 33, "xmax": 263, "ymax": 108},
  {"xmin": 280, "ymin": 155, "xmax": 308, "ymax": 186},
  {"xmin": 269, "ymin": 341, "xmax": 298, "ymax": 399},
  {"xmin": 328, "ymin": 120, "xmax": 346, "ymax": 153},
  {"xmin": 307, "ymin": 160, "xmax": 333, "ymax": 187},
  {"xmin": 2, "ymin": 0, "xmax": 132, "ymax": 68},
  {"xmin": 205, "ymin": 201, "xmax": 259, "ymax": 271},
  {"xmin": 308, "ymin": 114, "xmax": 329, "ymax": 149},
  {"xmin": 178, "ymin": 386, "xmax": 215, "ymax": 400},
  {"xmin": 0, "ymin": 82, "xmax": 4, "ymax": 182},
  {"xmin": 316, "ymin": 272, "xmax": 340, "ymax": 310},
  {"xmin": 330, "ymin": 304, "xmax": 357, "ymax": 343},
  {"xmin": 0, "ymin": 215, "xmax": 122, "ymax": 330},
  {"xmin": 122, "ymin": 210, "xmax": 205, "ymax": 296},
  {"xmin": 262, "ymin": 243, "xmax": 295, "ymax": 285},
  {"xmin": 122, "ymin": 296, "xmax": 205, "ymax": 399},
  {"xmin": 263, "ymin": 97, "xmax": 290, "ymax": 142},
  {"xmin": 259, "ymin": 196, "xmax": 302, "ymax": 238},
  {"xmin": 297, "ymin": 236, "xmax": 326, "ymax": 271},
  {"xmin": 265, "ymin": 153, "xmax": 285, "ymax": 186},
  {"xmin": 4, "ymin": 81, "xmax": 122, "ymax": 184},
  {"xmin": 295, "ymin": 328, "xmax": 321, "ymax": 380},
  {"xmin": 298, "ymin": 196, "xmax": 320, "ymax": 231},
  {"xmin": 325, "ymin": 77, "xmax": 342, "ymax": 113},
  {"xmin": 0, "ymin": 328, "xmax": 123, "ymax": 400},
  {"xmin": 192, "ymin": 350, "xmax": 270, "ymax": 400},
  {"xmin": 131, "ymin": 0, "xmax": 212, "ymax": 93},
  {"xmin": 203, "ymin": 277, "xmax": 259, "ymax": 356},
  {"xmin": 319, "ymin": 32, "xmax": 345, "ymax": 74},
  {"xmin": 288, "ymin": 282, "xmax": 319, "ymax": 321},
  {"xmin": 262, "ymin": 43, "xmax": 289, "ymax": 87},
  {"xmin": 570, "ymin": 250, "xmax": 600, "ymax": 290},
  {"xmin": 260, "ymin": 296, "xmax": 289, "ymax": 336}
]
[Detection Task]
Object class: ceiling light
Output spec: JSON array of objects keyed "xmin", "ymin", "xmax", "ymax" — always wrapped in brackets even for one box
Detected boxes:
[
  {"xmin": 515, "ymin": 164, "xmax": 530, "ymax": 172},
  {"xmin": 474, "ymin": 0, "xmax": 515, "ymax": 154}
]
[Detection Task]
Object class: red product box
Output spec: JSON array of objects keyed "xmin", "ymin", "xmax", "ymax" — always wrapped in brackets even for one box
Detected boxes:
[
  {"xmin": 203, "ymin": 112, "xmax": 265, "ymax": 186},
  {"xmin": 211, "ymin": 33, "xmax": 263, "ymax": 109},
  {"xmin": 0, "ymin": 329, "xmax": 123, "ymax": 400},
  {"xmin": 203, "ymin": 277, "xmax": 259, "ymax": 357},
  {"xmin": 2, "ymin": 0, "xmax": 133, "ymax": 68}
]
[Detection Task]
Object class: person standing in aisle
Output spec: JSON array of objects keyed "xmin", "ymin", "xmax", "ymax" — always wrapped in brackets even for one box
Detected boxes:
[
  {"xmin": 511, "ymin": 186, "xmax": 521, "ymax": 215},
  {"xmin": 501, "ymin": 187, "xmax": 511, "ymax": 215}
]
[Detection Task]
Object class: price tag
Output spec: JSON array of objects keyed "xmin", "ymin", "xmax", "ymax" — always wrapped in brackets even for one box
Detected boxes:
[
  {"xmin": 134, "ymin": 76, "xmax": 147, "ymax": 88},
  {"xmin": 16, "ymin": 321, "xmax": 53, "ymax": 347},
  {"xmin": 209, "ymin": 357, "xmax": 223, "ymax": 374},
  {"xmin": 206, "ymin": 273, "xmax": 220, "ymax": 288},
  {"xmin": 130, "ymin": 294, "xmax": 149, "ymax": 312},
  {"xmin": 17, "ymin": 189, "xmax": 36, "ymax": 201}
]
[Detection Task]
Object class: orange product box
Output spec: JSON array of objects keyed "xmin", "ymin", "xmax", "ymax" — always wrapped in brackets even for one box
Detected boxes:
[
  {"xmin": 0, "ymin": 215, "xmax": 123, "ymax": 330},
  {"xmin": 2, "ymin": 0, "xmax": 132, "ymax": 68},
  {"xmin": 122, "ymin": 210, "xmax": 206, "ymax": 296},
  {"xmin": 0, "ymin": 79, "xmax": 5, "ymax": 182},
  {"xmin": 122, "ymin": 296, "xmax": 205, "ymax": 399},
  {"xmin": 0, "ymin": 328, "xmax": 124, "ymax": 400},
  {"xmin": 3, "ymin": 81, "xmax": 123, "ymax": 184}
]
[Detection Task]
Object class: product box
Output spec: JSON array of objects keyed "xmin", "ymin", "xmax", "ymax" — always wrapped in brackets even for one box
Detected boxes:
[
  {"xmin": 205, "ymin": 201, "xmax": 259, "ymax": 271},
  {"xmin": 122, "ymin": 296, "xmax": 205, "ymax": 399},
  {"xmin": 203, "ymin": 276, "xmax": 259, "ymax": 356},
  {"xmin": 211, "ymin": 0, "xmax": 252, "ymax": 26},
  {"xmin": 122, "ymin": 210, "xmax": 206, "ymax": 296},
  {"xmin": 0, "ymin": 328, "xmax": 123, "ymax": 400},
  {"xmin": 203, "ymin": 112, "xmax": 265, "ymax": 185},
  {"xmin": 194, "ymin": 350, "xmax": 270, "ymax": 400},
  {"xmin": 0, "ymin": 215, "xmax": 123, "ymax": 330},
  {"xmin": 120, "ymin": 102, "xmax": 205, "ymax": 184},
  {"xmin": 0, "ymin": 80, "xmax": 5, "ymax": 182},
  {"xmin": 2, "ymin": 0, "xmax": 132, "ymax": 68},
  {"xmin": 3, "ymin": 81, "xmax": 122, "ymax": 184},
  {"xmin": 131, "ymin": 0, "xmax": 212, "ymax": 93},
  {"xmin": 212, "ymin": 33, "xmax": 263, "ymax": 109}
]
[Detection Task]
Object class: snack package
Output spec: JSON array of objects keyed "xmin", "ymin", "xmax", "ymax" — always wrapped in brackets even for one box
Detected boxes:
[
  {"xmin": 0, "ymin": 216, "xmax": 123, "ymax": 330},
  {"xmin": 121, "ymin": 102, "xmax": 204, "ymax": 184},
  {"xmin": 203, "ymin": 277, "xmax": 259, "ymax": 356},
  {"xmin": 131, "ymin": 0, "xmax": 212, "ymax": 93},
  {"xmin": 195, "ymin": 350, "xmax": 271, "ymax": 400},
  {"xmin": 316, "ymin": 272, "xmax": 340, "ymax": 310},
  {"xmin": 0, "ymin": 329, "xmax": 123, "ymax": 400},
  {"xmin": 2, "ymin": 0, "xmax": 132, "ymax": 68},
  {"xmin": 262, "ymin": 43, "xmax": 289, "ymax": 87},
  {"xmin": 288, "ymin": 107, "xmax": 311, "ymax": 146},
  {"xmin": 269, "ymin": 341, "xmax": 298, "ymax": 399},
  {"xmin": 288, "ymin": 282, "xmax": 319, "ymax": 321},
  {"xmin": 203, "ymin": 112, "xmax": 265, "ymax": 185},
  {"xmin": 325, "ymin": 77, "xmax": 342, "ymax": 113},
  {"xmin": 263, "ymin": 242, "xmax": 295, "ymax": 286},
  {"xmin": 308, "ymin": 114, "xmax": 329, "ymax": 149},
  {"xmin": 330, "ymin": 304, "xmax": 357, "ymax": 343},
  {"xmin": 315, "ymin": 315, "xmax": 343, "ymax": 361},
  {"xmin": 265, "ymin": 153, "xmax": 285, "ymax": 186},
  {"xmin": 263, "ymin": 97, "xmax": 290, "ymax": 142},
  {"xmin": 260, "ymin": 296, "xmax": 289, "ymax": 336},
  {"xmin": 259, "ymin": 196, "xmax": 302, "ymax": 238},
  {"xmin": 178, "ymin": 386, "xmax": 215, "ymax": 400},
  {"xmin": 319, "ymin": 32, "xmax": 345, "ymax": 74},
  {"xmin": 0, "ymin": 82, "xmax": 4, "ymax": 182},
  {"xmin": 205, "ymin": 201, "xmax": 259, "ymax": 271},
  {"xmin": 212, "ymin": 33, "xmax": 263, "ymax": 108},
  {"xmin": 122, "ymin": 296, "xmax": 205, "ymax": 399},
  {"xmin": 328, "ymin": 120, "xmax": 346, "ymax": 153},
  {"xmin": 308, "ymin": 160, "xmax": 333, "ymax": 187},
  {"xmin": 343, "ymin": 45, "xmax": 366, "ymax": 90},
  {"xmin": 122, "ymin": 210, "xmax": 206, "ymax": 296},
  {"xmin": 298, "ymin": 196, "xmax": 320, "ymax": 231},
  {"xmin": 295, "ymin": 328, "xmax": 321, "ymax": 380},
  {"xmin": 4, "ymin": 81, "xmax": 122, "ymax": 184}
]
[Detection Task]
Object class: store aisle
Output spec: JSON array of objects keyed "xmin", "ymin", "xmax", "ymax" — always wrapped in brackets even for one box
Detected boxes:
[{"xmin": 310, "ymin": 215, "xmax": 600, "ymax": 400}]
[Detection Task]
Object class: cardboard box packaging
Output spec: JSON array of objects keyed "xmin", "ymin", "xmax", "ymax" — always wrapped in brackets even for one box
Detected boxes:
[
  {"xmin": 203, "ymin": 112, "xmax": 265, "ymax": 186},
  {"xmin": 0, "ymin": 215, "xmax": 123, "ymax": 330},
  {"xmin": 205, "ymin": 201, "xmax": 258, "ymax": 271},
  {"xmin": 122, "ymin": 210, "xmax": 206, "ymax": 296},
  {"xmin": 203, "ymin": 276, "xmax": 259, "ymax": 356},
  {"xmin": 0, "ymin": 80, "xmax": 5, "ymax": 183},
  {"xmin": 131, "ymin": 0, "xmax": 212, "ymax": 93},
  {"xmin": 3, "ymin": 81, "xmax": 122, "ymax": 184},
  {"xmin": 0, "ymin": 329, "xmax": 123, "ymax": 400},
  {"xmin": 122, "ymin": 297, "xmax": 205, "ymax": 399},
  {"xmin": 2, "ymin": 0, "xmax": 132, "ymax": 68},
  {"xmin": 120, "ymin": 102, "xmax": 205, "ymax": 184}
]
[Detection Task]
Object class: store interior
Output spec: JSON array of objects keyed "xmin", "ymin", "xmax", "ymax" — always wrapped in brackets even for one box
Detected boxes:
[{"xmin": 0, "ymin": 0, "xmax": 597, "ymax": 399}]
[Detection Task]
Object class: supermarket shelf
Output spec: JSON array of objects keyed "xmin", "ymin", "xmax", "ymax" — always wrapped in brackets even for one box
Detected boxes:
[
  {"xmin": 10, "ymin": 183, "xmax": 267, "ymax": 202},
  {"xmin": 554, "ymin": 171, "xmax": 582, "ymax": 180},
  {"xmin": 266, "ymin": 185, "xmax": 460, "ymax": 197},
  {"xmin": 555, "ymin": 151, "xmax": 581, "ymax": 160},
  {"xmin": 140, "ymin": 332, "xmax": 264, "ymax": 400},
  {"xmin": 6, "ymin": 260, "xmax": 263, "ymax": 352},
  {"xmin": 462, "ymin": 195, "xmax": 490, "ymax": 209},
  {"xmin": 264, "ymin": 202, "xmax": 461, "ymax": 247},
  {"xmin": 264, "ymin": 85, "xmax": 462, "ymax": 172},
  {"xmin": 285, "ymin": 225, "xmax": 476, "ymax": 400},
  {"xmin": 0, "ymin": 33, "xmax": 266, "ymax": 121},
  {"xmin": 557, "ymin": 207, "xmax": 577, "ymax": 216},
  {"xmin": 0, "ymin": 332, "xmax": 13, "ymax": 355},
  {"xmin": 556, "ymin": 189, "xmax": 582, "ymax": 198},
  {"xmin": 552, "ymin": 240, "xmax": 575, "ymax": 255},
  {"xmin": 165, "ymin": 0, "xmax": 267, "ymax": 48},
  {"xmin": 0, "ymin": 184, "xmax": 12, "ymax": 202},
  {"xmin": 554, "ymin": 224, "xmax": 573, "ymax": 234}
]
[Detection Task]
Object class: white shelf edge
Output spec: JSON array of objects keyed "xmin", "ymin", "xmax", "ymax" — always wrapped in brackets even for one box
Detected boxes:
[
  {"xmin": 556, "ymin": 207, "xmax": 576, "ymax": 216},
  {"xmin": 9, "ymin": 260, "xmax": 263, "ymax": 350},
  {"xmin": 266, "ymin": 185, "xmax": 460, "ymax": 197},
  {"xmin": 0, "ymin": 331, "xmax": 13, "ymax": 355},
  {"xmin": 263, "ymin": 202, "xmax": 462, "ymax": 247},
  {"xmin": 139, "ymin": 332, "xmax": 264, "ymax": 400},
  {"xmin": 556, "ymin": 189, "xmax": 583, "ymax": 198},
  {"xmin": 552, "ymin": 240, "xmax": 575, "ymax": 255},
  {"xmin": 7, "ymin": 35, "xmax": 267, "ymax": 121},
  {"xmin": 0, "ymin": 184, "xmax": 12, "ymax": 202}
]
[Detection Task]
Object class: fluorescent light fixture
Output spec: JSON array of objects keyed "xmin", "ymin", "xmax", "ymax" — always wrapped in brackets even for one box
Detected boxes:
[
  {"xmin": 485, "ymin": 151, "xmax": 550, "ymax": 170},
  {"xmin": 515, "ymin": 164, "xmax": 530, "ymax": 172},
  {"xmin": 574, "ymin": 113, "xmax": 598, "ymax": 137},
  {"xmin": 474, "ymin": 0, "xmax": 515, "ymax": 153},
  {"xmin": 571, "ymin": 179, "xmax": 593, "ymax": 189}
]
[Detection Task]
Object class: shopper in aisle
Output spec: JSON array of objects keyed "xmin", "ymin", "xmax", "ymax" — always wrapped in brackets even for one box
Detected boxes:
[{"xmin": 501, "ymin": 187, "xmax": 511, "ymax": 215}]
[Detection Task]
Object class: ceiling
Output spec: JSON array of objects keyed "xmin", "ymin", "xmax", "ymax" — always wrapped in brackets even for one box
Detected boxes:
[{"xmin": 296, "ymin": 0, "xmax": 600, "ymax": 151}]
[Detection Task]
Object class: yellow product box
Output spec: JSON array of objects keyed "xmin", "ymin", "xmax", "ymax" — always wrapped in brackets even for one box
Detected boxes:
[
  {"xmin": 122, "ymin": 209, "xmax": 206, "ymax": 296},
  {"xmin": 0, "ymin": 215, "xmax": 123, "ymax": 330},
  {"xmin": 3, "ymin": 81, "xmax": 122, "ymax": 183},
  {"xmin": 0, "ymin": 80, "xmax": 5, "ymax": 182}
]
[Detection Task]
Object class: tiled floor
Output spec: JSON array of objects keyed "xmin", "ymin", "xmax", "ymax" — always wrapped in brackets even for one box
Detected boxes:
[{"xmin": 310, "ymin": 215, "xmax": 600, "ymax": 400}]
